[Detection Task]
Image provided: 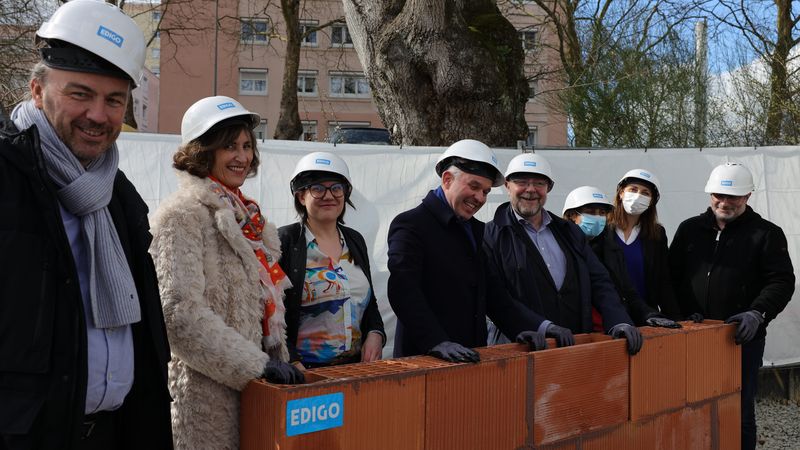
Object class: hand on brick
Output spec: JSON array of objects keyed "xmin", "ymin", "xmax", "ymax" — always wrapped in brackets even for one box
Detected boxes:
[
  {"xmin": 724, "ymin": 310, "xmax": 764, "ymax": 345},
  {"xmin": 428, "ymin": 341, "xmax": 480, "ymax": 363},
  {"xmin": 686, "ymin": 312, "xmax": 704, "ymax": 323},
  {"xmin": 262, "ymin": 359, "xmax": 305, "ymax": 384},
  {"xmin": 645, "ymin": 315, "xmax": 682, "ymax": 329},
  {"xmin": 545, "ymin": 323, "xmax": 575, "ymax": 347},
  {"xmin": 515, "ymin": 330, "xmax": 547, "ymax": 351},
  {"xmin": 609, "ymin": 323, "xmax": 643, "ymax": 355}
]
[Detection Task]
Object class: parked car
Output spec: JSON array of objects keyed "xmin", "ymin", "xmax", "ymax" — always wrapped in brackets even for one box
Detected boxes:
[{"xmin": 329, "ymin": 127, "xmax": 392, "ymax": 145}]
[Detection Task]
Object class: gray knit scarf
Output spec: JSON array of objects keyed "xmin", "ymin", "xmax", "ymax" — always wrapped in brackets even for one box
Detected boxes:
[{"xmin": 12, "ymin": 100, "xmax": 141, "ymax": 328}]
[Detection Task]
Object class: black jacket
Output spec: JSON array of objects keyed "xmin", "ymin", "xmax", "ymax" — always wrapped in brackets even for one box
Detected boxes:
[
  {"xmin": 278, "ymin": 222, "xmax": 385, "ymax": 364},
  {"xmin": 483, "ymin": 203, "xmax": 633, "ymax": 333},
  {"xmin": 387, "ymin": 191, "xmax": 540, "ymax": 357},
  {"xmin": 589, "ymin": 227, "xmax": 662, "ymax": 325},
  {"xmin": 669, "ymin": 206, "xmax": 795, "ymax": 339},
  {"xmin": 0, "ymin": 120, "xmax": 173, "ymax": 448}
]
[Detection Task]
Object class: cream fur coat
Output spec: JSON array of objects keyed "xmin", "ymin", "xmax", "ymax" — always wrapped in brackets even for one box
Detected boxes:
[{"xmin": 149, "ymin": 171, "xmax": 289, "ymax": 450}]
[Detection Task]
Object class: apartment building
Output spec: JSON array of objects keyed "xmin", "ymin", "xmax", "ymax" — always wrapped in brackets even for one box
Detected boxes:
[{"xmin": 157, "ymin": 0, "xmax": 567, "ymax": 146}]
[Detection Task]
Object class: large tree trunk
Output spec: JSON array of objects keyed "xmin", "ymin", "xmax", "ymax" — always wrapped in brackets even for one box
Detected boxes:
[
  {"xmin": 273, "ymin": 0, "xmax": 304, "ymax": 140},
  {"xmin": 763, "ymin": 0, "xmax": 793, "ymax": 145},
  {"xmin": 341, "ymin": 0, "xmax": 529, "ymax": 147}
]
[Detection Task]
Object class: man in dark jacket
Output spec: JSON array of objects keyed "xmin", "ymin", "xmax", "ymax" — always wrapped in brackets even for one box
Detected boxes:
[
  {"xmin": 0, "ymin": 2, "xmax": 172, "ymax": 449},
  {"xmin": 387, "ymin": 139, "xmax": 546, "ymax": 362},
  {"xmin": 484, "ymin": 153, "xmax": 643, "ymax": 355},
  {"xmin": 669, "ymin": 162, "xmax": 795, "ymax": 450}
]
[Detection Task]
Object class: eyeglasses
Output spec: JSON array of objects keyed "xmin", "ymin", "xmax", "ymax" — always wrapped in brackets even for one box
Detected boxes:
[
  {"xmin": 711, "ymin": 193, "xmax": 746, "ymax": 201},
  {"xmin": 305, "ymin": 183, "xmax": 347, "ymax": 199},
  {"xmin": 509, "ymin": 178, "xmax": 549, "ymax": 189}
]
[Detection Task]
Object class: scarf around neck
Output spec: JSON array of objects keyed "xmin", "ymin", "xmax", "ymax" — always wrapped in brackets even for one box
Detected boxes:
[{"xmin": 12, "ymin": 100, "xmax": 141, "ymax": 329}]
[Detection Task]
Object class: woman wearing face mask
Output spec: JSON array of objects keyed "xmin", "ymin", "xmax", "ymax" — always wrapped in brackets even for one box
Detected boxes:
[
  {"xmin": 607, "ymin": 170, "xmax": 682, "ymax": 320},
  {"xmin": 563, "ymin": 186, "xmax": 680, "ymax": 329}
]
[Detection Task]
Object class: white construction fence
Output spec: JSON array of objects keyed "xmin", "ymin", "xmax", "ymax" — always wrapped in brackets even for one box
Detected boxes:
[{"xmin": 118, "ymin": 132, "xmax": 800, "ymax": 367}]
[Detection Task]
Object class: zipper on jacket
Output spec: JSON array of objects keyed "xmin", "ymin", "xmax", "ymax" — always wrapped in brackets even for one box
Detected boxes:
[{"xmin": 704, "ymin": 229, "xmax": 722, "ymax": 308}]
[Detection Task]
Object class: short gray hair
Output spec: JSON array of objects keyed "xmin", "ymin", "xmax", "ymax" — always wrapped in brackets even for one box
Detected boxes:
[{"xmin": 30, "ymin": 61, "xmax": 50, "ymax": 85}]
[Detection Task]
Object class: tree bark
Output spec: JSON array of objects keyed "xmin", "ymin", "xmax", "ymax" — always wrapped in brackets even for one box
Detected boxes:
[
  {"xmin": 273, "ymin": 0, "xmax": 304, "ymax": 140},
  {"xmin": 341, "ymin": 0, "xmax": 529, "ymax": 147},
  {"xmin": 764, "ymin": 0, "xmax": 794, "ymax": 144}
]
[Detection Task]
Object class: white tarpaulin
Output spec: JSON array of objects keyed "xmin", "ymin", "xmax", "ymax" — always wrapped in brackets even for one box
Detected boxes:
[{"xmin": 119, "ymin": 132, "xmax": 800, "ymax": 367}]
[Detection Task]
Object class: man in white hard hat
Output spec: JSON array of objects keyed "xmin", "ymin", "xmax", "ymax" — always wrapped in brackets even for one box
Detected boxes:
[
  {"xmin": 387, "ymin": 139, "xmax": 546, "ymax": 362},
  {"xmin": 669, "ymin": 162, "xmax": 794, "ymax": 450},
  {"xmin": 484, "ymin": 153, "xmax": 644, "ymax": 355},
  {"xmin": 0, "ymin": 1, "xmax": 172, "ymax": 448}
]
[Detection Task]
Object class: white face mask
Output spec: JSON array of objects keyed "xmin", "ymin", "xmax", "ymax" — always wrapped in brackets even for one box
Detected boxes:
[{"xmin": 622, "ymin": 191, "xmax": 651, "ymax": 216}]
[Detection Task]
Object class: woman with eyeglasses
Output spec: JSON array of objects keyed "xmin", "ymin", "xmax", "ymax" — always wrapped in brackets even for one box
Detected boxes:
[
  {"xmin": 278, "ymin": 152, "xmax": 385, "ymax": 369},
  {"xmin": 607, "ymin": 169, "xmax": 682, "ymax": 320}
]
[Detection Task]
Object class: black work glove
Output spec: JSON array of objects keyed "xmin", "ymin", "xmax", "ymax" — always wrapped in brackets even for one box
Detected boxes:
[
  {"xmin": 262, "ymin": 360, "xmax": 305, "ymax": 384},
  {"xmin": 545, "ymin": 323, "xmax": 575, "ymax": 347},
  {"xmin": 609, "ymin": 323, "xmax": 643, "ymax": 355},
  {"xmin": 515, "ymin": 330, "xmax": 547, "ymax": 351},
  {"xmin": 428, "ymin": 341, "xmax": 480, "ymax": 363},
  {"xmin": 724, "ymin": 310, "xmax": 765, "ymax": 345},
  {"xmin": 686, "ymin": 312, "xmax": 704, "ymax": 323},
  {"xmin": 645, "ymin": 315, "xmax": 682, "ymax": 329}
]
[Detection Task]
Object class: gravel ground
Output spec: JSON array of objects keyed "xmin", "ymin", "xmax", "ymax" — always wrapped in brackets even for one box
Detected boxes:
[{"xmin": 756, "ymin": 397, "xmax": 800, "ymax": 449}]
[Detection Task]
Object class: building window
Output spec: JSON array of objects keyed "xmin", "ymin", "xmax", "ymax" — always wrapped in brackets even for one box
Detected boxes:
[
  {"xmin": 300, "ymin": 21, "xmax": 318, "ymax": 47},
  {"xmin": 151, "ymin": 47, "xmax": 160, "ymax": 59},
  {"xmin": 255, "ymin": 120, "xmax": 267, "ymax": 140},
  {"xmin": 241, "ymin": 19, "xmax": 269, "ymax": 44},
  {"xmin": 152, "ymin": 11, "xmax": 161, "ymax": 21},
  {"xmin": 329, "ymin": 72, "xmax": 370, "ymax": 97},
  {"xmin": 301, "ymin": 121, "xmax": 318, "ymax": 142},
  {"xmin": 297, "ymin": 71, "xmax": 318, "ymax": 96},
  {"xmin": 239, "ymin": 69, "xmax": 267, "ymax": 96},
  {"xmin": 519, "ymin": 28, "xmax": 537, "ymax": 52},
  {"xmin": 528, "ymin": 79, "xmax": 537, "ymax": 100},
  {"xmin": 330, "ymin": 24, "xmax": 353, "ymax": 47},
  {"xmin": 526, "ymin": 126, "xmax": 538, "ymax": 147}
]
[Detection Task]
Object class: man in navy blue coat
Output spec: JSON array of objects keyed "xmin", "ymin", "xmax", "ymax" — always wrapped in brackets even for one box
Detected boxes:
[
  {"xmin": 484, "ymin": 153, "xmax": 643, "ymax": 355},
  {"xmin": 387, "ymin": 140, "xmax": 546, "ymax": 362}
]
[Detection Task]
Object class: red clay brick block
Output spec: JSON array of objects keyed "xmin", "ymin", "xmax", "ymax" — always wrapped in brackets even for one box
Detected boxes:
[
  {"xmin": 422, "ymin": 346, "xmax": 529, "ymax": 450},
  {"xmin": 630, "ymin": 326, "xmax": 687, "ymax": 420},
  {"xmin": 532, "ymin": 338, "xmax": 630, "ymax": 445},
  {"xmin": 684, "ymin": 322, "xmax": 741, "ymax": 403},
  {"xmin": 240, "ymin": 360, "xmax": 426, "ymax": 450},
  {"xmin": 582, "ymin": 402, "xmax": 711, "ymax": 450},
  {"xmin": 715, "ymin": 392, "xmax": 741, "ymax": 450}
]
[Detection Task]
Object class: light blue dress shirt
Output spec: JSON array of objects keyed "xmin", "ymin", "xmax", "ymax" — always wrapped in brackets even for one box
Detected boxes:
[
  {"xmin": 513, "ymin": 208, "xmax": 567, "ymax": 335},
  {"xmin": 59, "ymin": 204, "xmax": 134, "ymax": 414}
]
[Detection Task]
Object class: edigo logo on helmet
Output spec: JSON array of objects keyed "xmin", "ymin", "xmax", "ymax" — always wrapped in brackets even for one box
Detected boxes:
[
  {"xmin": 216, "ymin": 102, "xmax": 235, "ymax": 110},
  {"xmin": 96, "ymin": 26, "xmax": 124, "ymax": 47},
  {"xmin": 315, "ymin": 159, "xmax": 331, "ymax": 165}
]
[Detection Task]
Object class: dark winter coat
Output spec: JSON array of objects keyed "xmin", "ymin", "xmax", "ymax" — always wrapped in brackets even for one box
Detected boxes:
[
  {"xmin": 0, "ymin": 120, "xmax": 173, "ymax": 449},
  {"xmin": 669, "ymin": 206, "xmax": 795, "ymax": 340},
  {"xmin": 589, "ymin": 227, "xmax": 662, "ymax": 325},
  {"xmin": 278, "ymin": 222, "xmax": 385, "ymax": 363},
  {"xmin": 387, "ymin": 191, "xmax": 539, "ymax": 357},
  {"xmin": 483, "ymin": 203, "xmax": 633, "ymax": 334}
]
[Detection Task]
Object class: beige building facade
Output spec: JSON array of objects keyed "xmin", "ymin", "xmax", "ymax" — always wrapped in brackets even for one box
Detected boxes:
[{"xmin": 157, "ymin": 0, "xmax": 566, "ymax": 146}]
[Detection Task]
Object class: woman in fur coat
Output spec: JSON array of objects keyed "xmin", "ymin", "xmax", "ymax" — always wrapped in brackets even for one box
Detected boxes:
[{"xmin": 149, "ymin": 96, "xmax": 303, "ymax": 449}]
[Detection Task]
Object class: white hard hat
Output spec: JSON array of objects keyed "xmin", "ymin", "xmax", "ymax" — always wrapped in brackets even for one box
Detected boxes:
[
  {"xmin": 704, "ymin": 162, "xmax": 754, "ymax": 196},
  {"xmin": 618, "ymin": 168, "xmax": 660, "ymax": 200},
  {"xmin": 562, "ymin": 186, "xmax": 612, "ymax": 215},
  {"xmin": 434, "ymin": 139, "xmax": 504, "ymax": 187},
  {"xmin": 290, "ymin": 151, "xmax": 352, "ymax": 192},
  {"xmin": 180, "ymin": 96, "xmax": 261, "ymax": 144},
  {"xmin": 504, "ymin": 153, "xmax": 554, "ymax": 191},
  {"xmin": 36, "ymin": 0, "xmax": 146, "ymax": 86}
]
